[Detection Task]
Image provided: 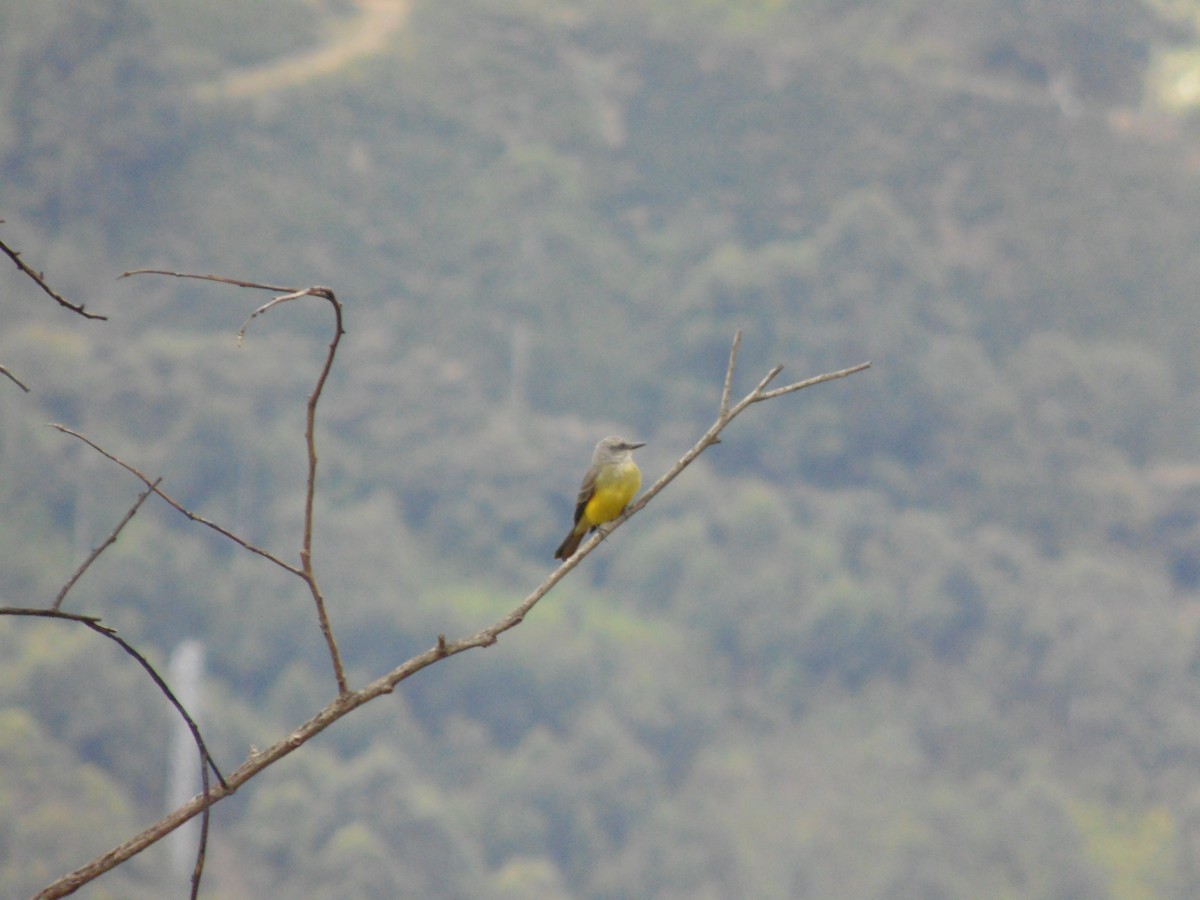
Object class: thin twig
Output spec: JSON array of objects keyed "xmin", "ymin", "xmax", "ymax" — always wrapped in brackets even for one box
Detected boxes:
[
  {"xmin": 49, "ymin": 425, "xmax": 302, "ymax": 575},
  {"xmin": 0, "ymin": 363, "xmax": 30, "ymax": 392},
  {"xmin": 120, "ymin": 268, "xmax": 297, "ymax": 295},
  {"xmin": 296, "ymin": 288, "xmax": 349, "ymax": 694},
  {"xmin": 752, "ymin": 362, "xmax": 871, "ymax": 403},
  {"xmin": 235, "ymin": 286, "xmax": 350, "ymax": 693},
  {"xmin": 35, "ymin": 334, "xmax": 871, "ymax": 897},
  {"xmin": 1, "ymin": 607, "xmax": 112, "ymax": 631},
  {"xmin": 189, "ymin": 781, "xmax": 210, "ymax": 900},
  {"xmin": 53, "ymin": 478, "xmax": 161, "ymax": 611},
  {"xmin": 1, "ymin": 233, "xmax": 107, "ymax": 320},
  {"xmin": 719, "ymin": 329, "xmax": 742, "ymax": 418},
  {"xmin": 237, "ymin": 288, "xmax": 306, "ymax": 341},
  {"xmin": 750, "ymin": 363, "xmax": 785, "ymax": 398}
]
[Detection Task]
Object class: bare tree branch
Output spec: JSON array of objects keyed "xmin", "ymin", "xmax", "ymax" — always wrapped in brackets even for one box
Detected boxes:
[
  {"xmin": 752, "ymin": 364, "xmax": 872, "ymax": 402},
  {"xmin": 121, "ymin": 272, "xmax": 350, "ymax": 694},
  {"xmin": 119, "ymin": 268, "xmax": 297, "ymax": 295},
  {"xmin": 53, "ymin": 478, "xmax": 161, "ymax": 611},
  {"xmin": 0, "ymin": 606, "xmax": 112, "ymax": 630},
  {"xmin": 0, "ymin": 608, "xmax": 227, "ymax": 791},
  {"xmin": 0, "ymin": 228, "xmax": 107, "ymax": 320},
  {"xmin": 49, "ymin": 425, "xmax": 303, "ymax": 575},
  {"xmin": 299, "ymin": 289, "xmax": 349, "ymax": 694},
  {"xmin": 1, "ymin": 608, "xmax": 222, "ymax": 898},
  {"xmin": 237, "ymin": 286, "xmax": 349, "ymax": 694},
  {"xmin": 2, "ymin": 607, "xmax": 223, "ymax": 898},
  {"xmin": 751, "ymin": 363, "xmax": 784, "ymax": 397},
  {"xmin": 188, "ymin": 790, "xmax": 211, "ymax": 900},
  {"xmin": 34, "ymin": 332, "xmax": 870, "ymax": 898},
  {"xmin": 1, "ymin": 221, "xmax": 105, "ymax": 391}
]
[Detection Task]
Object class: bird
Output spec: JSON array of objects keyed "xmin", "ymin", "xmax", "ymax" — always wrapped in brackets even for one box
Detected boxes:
[{"xmin": 554, "ymin": 436, "xmax": 645, "ymax": 560}]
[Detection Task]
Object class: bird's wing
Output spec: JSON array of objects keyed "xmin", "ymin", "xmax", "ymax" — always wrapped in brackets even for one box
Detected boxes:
[{"xmin": 572, "ymin": 466, "xmax": 598, "ymax": 528}]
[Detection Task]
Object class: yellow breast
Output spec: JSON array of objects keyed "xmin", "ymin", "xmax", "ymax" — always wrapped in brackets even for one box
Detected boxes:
[{"xmin": 583, "ymin": 460, "xmax": 641, "ymax": 527}]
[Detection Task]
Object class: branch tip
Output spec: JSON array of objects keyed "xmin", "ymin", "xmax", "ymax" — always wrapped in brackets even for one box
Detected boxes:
[
  {"xmin": 719, "ymin": 330, "xmax": 743, "ymax": 416},
  {"xmin": 0, "ymin": 364, "xmax": 31, "ymax": 392},
  {"xmin": 2, "ymin": 234, "xmax": 107, "ymax": 320}
]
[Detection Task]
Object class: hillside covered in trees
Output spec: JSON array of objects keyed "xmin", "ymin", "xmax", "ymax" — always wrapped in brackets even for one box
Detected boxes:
[{"xmin": 5, "ymin": 0, "xmax": 1200, "ymax": 895}]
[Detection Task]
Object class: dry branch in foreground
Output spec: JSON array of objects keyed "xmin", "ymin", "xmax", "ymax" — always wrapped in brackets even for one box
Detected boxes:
[{"xmin": 32, "ymin": 309, "xmax": 867, "ymax": 897}]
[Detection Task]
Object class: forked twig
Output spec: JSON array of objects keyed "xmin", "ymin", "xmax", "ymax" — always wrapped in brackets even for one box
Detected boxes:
[
  {"xmin": 49, "ymin": 426, "xmax": 302, "ymax": 575},
  {"xmin": 550, "ymin": 332, "xmax": 868, "ymax": 563}
]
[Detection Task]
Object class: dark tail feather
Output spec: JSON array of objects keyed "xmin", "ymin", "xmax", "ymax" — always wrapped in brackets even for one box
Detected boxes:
[{"xmin": 554, "ymin": 528, "xmax": 585, "ymax": 560}]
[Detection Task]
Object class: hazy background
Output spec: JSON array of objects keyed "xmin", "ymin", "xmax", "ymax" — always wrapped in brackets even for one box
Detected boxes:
[{"xmin": 4, "ymin": 0, "xmax": 1200, "ymax": 895}]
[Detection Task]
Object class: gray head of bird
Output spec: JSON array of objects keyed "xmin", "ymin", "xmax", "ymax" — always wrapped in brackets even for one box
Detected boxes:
[{"xmin": 593, "ymin": 435, "xmax": 646, "ymax": 464}]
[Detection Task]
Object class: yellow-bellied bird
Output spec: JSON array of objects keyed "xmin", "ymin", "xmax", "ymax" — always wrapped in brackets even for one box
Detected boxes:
[{"xmin": 554, "ymin": 436, "xmax": 645, "ymax": 560}]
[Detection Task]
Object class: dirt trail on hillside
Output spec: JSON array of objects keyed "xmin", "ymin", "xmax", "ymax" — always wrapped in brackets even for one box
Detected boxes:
[{"xmin": 196, "ymin": 0, "xmax": 410, "ymax": 101}]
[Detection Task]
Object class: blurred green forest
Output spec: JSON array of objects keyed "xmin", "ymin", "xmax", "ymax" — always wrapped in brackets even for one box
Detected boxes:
[{"xmin": 5, "ymin": 0, "xmax": 1200, "ymax": 895}]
